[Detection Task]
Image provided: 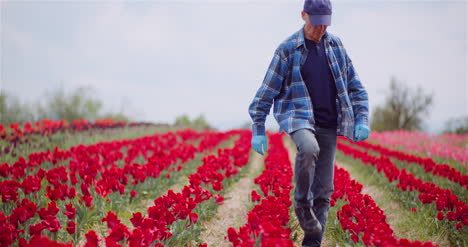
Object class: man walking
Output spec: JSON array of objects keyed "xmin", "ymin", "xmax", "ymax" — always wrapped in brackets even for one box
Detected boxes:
[{"xmin": 248, "ymin": 0, "xmax": 370, "ymax": 246}]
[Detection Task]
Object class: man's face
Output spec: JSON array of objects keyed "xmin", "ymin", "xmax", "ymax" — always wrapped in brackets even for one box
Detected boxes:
[{"xmin": 301, "ymin": 11, "xmax": 328, "ymax": 42}]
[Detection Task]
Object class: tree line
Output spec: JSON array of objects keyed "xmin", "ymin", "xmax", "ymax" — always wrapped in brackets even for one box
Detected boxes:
[
  {"xmin": 1, "ymin": 78, "xmax": 466, "ymax": 134},
  {"xmin": 0, "ymin": 87, "xmax": 130, "ymax": 125}
]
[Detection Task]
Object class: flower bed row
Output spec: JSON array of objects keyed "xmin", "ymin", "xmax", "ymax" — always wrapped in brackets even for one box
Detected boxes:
[
  {"xmin": 96, "ymin": 129, "xmax": 251, "ymax": 247},
  {"xmin": 337, "ymin": 141, "xmax": 468, "ymax": 229},
  {"xmin": 332, "ymin": 165, "xmax": 438, "ymax": 247},
  {"xmin": 1, "ymin": 128, "xmax": 212, "ymax": 180},
  {"xmin": 1, "ymin": 119, "xmax": 129, "ymax": 140},
  {"xmin": 227, "ymin": 133, "xmax": 295, "ymax": 247},
  {"xmin": 369, "ymin": 130, "xmax": 468, "ymax": 164},
  {"xmin": 340, "ymin": 137, "xmax": 468, "ymax": 190},
  {"xmin": 0, "ymin": 129, "xmax": 234, "ymax": 246}
]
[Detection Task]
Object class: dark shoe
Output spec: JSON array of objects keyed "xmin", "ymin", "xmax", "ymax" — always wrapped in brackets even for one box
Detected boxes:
[
  {"xmin": 294, "ymin": 206, "xmax": 322, "ymax": 234},
  {"xmin": 302, "ymin": 231, "xmax": 321, "ymax": 247}
]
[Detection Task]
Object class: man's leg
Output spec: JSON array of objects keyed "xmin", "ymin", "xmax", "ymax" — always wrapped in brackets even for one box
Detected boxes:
[
  {"xmin": 302, "ymin": 127, "xmax": 337, "ymax": 247},
  {"xmin": 290, "ymin": 128, "xmax": 323, "ymax": 234},
  {"xmin": 290, "ymin": 128, "xmax": 320, "ymax": 208}
]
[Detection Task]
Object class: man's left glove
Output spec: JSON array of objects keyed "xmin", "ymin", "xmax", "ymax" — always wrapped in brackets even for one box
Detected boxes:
[
  {"xmin": 251, "ymin": 135, "xmax": 268, "ymax": 155},
  {"xmin": 354, "ymin": 123, "xmax": 370, "ymax": 142}
]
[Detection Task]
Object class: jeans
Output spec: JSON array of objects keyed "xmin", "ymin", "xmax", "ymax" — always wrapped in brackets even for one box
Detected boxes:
[{"xmin": 290, "ymin": 127, "xmax": 337, "ymax": 247}]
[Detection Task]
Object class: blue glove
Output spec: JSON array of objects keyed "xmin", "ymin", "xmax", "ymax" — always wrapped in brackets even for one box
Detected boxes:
[
  {"xmin": 251, "ymin": 135, "xmax": 268, "ymax": 155},
  {"xmin": 354, "ymin": 123, "xmax": 370, "ymax": 142}
]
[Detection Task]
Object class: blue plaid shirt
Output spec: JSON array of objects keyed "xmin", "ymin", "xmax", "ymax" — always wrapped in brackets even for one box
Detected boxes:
[{"xmin": 248, "ymin": 25, "xmax": 369, "ymax": 142}]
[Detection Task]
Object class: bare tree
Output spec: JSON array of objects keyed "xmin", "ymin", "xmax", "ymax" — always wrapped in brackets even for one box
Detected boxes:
[{"xmin": 371, "ymin": 77, "xmax": 433, "ymax": 132}]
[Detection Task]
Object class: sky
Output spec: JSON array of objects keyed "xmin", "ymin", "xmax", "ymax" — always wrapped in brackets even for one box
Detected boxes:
[{"xmin": 1, "ymin": 0, "xmax": 467, "ymax": 134}]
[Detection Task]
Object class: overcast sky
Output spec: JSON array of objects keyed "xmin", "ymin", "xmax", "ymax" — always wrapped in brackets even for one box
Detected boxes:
[{"xmin": 1, "ymin": 0, "xmax": 467, "ymax": 133}]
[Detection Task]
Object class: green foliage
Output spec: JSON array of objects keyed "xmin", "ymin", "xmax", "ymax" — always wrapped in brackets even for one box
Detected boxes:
[
  {"xmin": 174, "ymin": 114, "xmax": 212, "ymax": 130},
  {"xmin": 175, "ymin": 115, "xmax": 191, "ymax": 126},
  {"xmin": 0, "ymin": 91, "xmax": 35, "ymax": 124},
  {"xmin": 371, "ymin": 77, "xmax": 433, "ymax": 132},
  {"xmin": 443, "ymin": 116, "xmax": 468, "ymax": 134},
  {"xmin": 193, "ymin": 115, "xmax": 211, "ymax": 129},
  {"xmin": 0, "ymin": 87, "xmax": 131, "ymax": 124},
  {"xmin": 37, "ymin": 87, "xmax": 103, "ymax": 122}
]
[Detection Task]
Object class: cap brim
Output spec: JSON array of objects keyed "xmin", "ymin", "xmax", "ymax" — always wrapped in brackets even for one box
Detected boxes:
[{"xmin": 309, "ymin": 15, "xmax": 331, "ymax": 26}]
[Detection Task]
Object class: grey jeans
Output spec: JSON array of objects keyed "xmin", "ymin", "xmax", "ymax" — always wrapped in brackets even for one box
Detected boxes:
[{"xmin": 290, "ymin": 127, "xmax": 337, "ymax": 247}]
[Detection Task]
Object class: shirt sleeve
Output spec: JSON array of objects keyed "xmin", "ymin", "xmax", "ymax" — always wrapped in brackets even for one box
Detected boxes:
[
  {"xmin": 346, "ymin": 54, "xmax": 369, "ymax": 126},
  {"xmin": 248, "ymin": 48, "xmax": 288, "ymax": 136}
]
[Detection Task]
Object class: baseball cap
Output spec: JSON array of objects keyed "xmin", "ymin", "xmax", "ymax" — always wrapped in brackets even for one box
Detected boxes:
[{"xmin": 303, "ymin": 0, "xmax": 332, "ymax": 26}]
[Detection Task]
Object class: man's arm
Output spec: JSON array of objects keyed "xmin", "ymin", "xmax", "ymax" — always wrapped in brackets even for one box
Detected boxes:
[
  {"xmin": 248, "ymin": 48, "xmax": 288, "ymax": 136},
  {"xmin": 345, "ymin": 51, "xmax": 369, "ymax": 127}
]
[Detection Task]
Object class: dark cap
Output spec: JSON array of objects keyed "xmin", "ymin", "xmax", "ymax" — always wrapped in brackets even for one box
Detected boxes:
[{"xmin": 303, "ymin": 0, "xmax": 332, "ymax": 26}]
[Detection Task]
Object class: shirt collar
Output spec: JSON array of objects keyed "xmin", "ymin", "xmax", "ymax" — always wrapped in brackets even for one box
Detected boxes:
[{"xmin": 296, "ymin": 24, "xmax": 332, "ymax": 49}]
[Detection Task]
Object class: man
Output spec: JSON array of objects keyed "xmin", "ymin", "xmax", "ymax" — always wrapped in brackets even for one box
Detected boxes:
[{"xmin": 248, "ymin": 0, "xmax": 370, "ymax": 246}]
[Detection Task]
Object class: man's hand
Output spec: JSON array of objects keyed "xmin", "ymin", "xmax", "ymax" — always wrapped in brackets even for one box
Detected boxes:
[
  {"xmin": 251, "ymin": 135, "xmax": 268, "ymax": 155},
  {"xmin": 354, "ymin": 124, "xmax": 370, "ymax": 142}
]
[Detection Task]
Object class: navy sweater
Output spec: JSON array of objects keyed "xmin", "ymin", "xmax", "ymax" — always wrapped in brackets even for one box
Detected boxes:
[{"xmin": 300, "ymin": 37, "xmax": 338, "ymax": 129}]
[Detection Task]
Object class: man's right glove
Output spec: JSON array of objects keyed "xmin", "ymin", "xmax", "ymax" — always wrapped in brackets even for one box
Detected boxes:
[
  {"xmin": 251, "ymin": 135, "xmax": 268, "ymax": 155},
  {"xmin": 354, "ymin": 123, "xmax": 370, "ymax": 142}
]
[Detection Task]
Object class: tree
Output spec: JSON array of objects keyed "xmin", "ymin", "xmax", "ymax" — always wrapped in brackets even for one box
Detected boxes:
[
  {"xmin": 175, "ymin": 115, "xmax": 191, "ymax": 126},
  {"xmin": 0, "ymin": 87, "xmax": 132, "ymax": 125},
  {"xmin": 443, "ymin": 116, "xmax": 468, "ymax": 134},
  {"xmin": 37, "ymin": 87, "xmax": 103, "ymax": 122},
  {"xmin": 192, "ymin": 115, "xmax": 211, "ymax": 129},
  {"xmin": 174, "ymin": 114, "xmax": 212, "ymax": 130},
  {"xmin": 371, "ymin": 77, "xmax": 433, "ymax": 132},
  {"xmin": 0, "ymin": 91, "xmax": 34, "ymax": 125}
]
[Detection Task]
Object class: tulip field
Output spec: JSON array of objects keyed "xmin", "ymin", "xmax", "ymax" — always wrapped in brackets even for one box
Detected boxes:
[{"xmin": 0, "ymin": 121, "xmax": 467, "ymax": 247}]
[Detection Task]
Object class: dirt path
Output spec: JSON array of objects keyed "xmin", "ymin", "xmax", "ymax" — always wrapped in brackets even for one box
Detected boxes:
[{"xmin": 199, "ymin": 152, "xmax": 265, "ymax": 247}]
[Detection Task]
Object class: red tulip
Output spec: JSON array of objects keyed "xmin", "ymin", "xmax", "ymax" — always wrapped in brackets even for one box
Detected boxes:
[
  {"xmin": 66, "ymin": 221, "xmax": 76, "ymax": 234},
  {"xmin": 189, "ymin": 212, "xmax": 198, "ymax": 224},
  {"xmin": 84, "ymin": 230, "xmax": 100, "ymax": 247}
]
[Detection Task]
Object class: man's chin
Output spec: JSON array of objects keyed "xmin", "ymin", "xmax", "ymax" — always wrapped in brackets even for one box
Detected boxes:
[{"xmin": 311, "ymin": 37, "xmax": 321, "ymax": 42}]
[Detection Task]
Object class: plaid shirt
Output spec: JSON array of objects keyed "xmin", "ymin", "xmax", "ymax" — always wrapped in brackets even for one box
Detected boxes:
[{"xmin": 248, "ymin": 25, "xmax": 369, "ymax": 142}]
